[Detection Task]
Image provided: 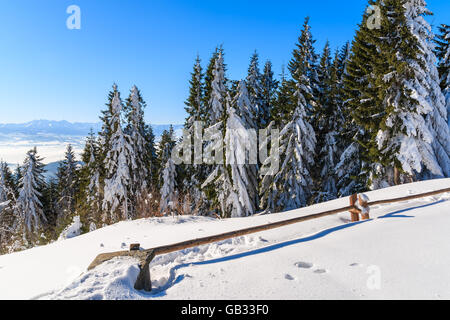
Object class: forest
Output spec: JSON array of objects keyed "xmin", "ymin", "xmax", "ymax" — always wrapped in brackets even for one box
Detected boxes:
[{"xmin": 0, "ymin": 0, "xmax": 449, "ymax": 254}]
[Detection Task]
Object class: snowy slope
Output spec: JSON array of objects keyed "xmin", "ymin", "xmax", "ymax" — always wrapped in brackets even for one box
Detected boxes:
[{"xmin": 0, "ymin": 179, "xmax": 449, "ymax": 300}]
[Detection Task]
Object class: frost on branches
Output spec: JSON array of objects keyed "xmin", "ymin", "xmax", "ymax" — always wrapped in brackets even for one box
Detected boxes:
[
  {"xmin": 16, "ymin": 148, "xmax": 47, "ymax": 235},
  {"xmin": 102, "ymin": 86, "xmax": 136, "ymax": 223}
]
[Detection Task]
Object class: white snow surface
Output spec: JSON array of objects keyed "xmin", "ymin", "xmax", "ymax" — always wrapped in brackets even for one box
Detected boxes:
[
  {"xmin": 0, "ymin": 179, "xmax": 449, "ymax": 300},
  {"xmin": 57, "ymin": 216, "xmax": 82, "ymax": 241}
]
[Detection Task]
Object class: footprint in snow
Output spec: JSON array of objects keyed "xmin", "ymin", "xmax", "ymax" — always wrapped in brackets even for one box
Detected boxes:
[
  {"xmin": 284, "ymin": 274, "xmax": 295, "ymax": 280},
  {"xmin": 313, "ymin": 269, "xmax": 328, "ymax": 274},
  {"xmin": 294, "ymin": 262, "xmax": 313, "ymax": 269}
]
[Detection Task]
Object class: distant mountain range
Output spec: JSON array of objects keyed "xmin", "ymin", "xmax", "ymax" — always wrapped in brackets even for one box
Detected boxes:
[
  {"xmin": 0, "ymin": 120, "xmax": 183, "ymax": 165},
  {"xmin": 0, "ymin": 120, "xmax": 183, "ymax": 140}
]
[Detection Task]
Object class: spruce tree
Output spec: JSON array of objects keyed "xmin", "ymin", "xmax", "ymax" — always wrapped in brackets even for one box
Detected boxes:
[
  {"xmin": 342, "ymin": 0, "xmax": 385, "ymax": 190},
  {"xmin": 261, "ymin": 60, "xmax": 279, "ymax": 127},
  {"xmin": 373, "ymin": 0, "xmax": 449, "ymax": 183},
  {"xmin": 56, "ymin": 144, "xmax": 78, "ymax": 229},
  {"xmin": 288, "ymin": 17, "xmax": 319, "ymax": 117},
  {"xmin": 435, "ymin": 24, "xmax": 450, "ymax": 91},
  {"xmin": 271, "ymin": 66, "xmax": 296, "ymax": 128},
  {"xmin": 0, "ymin": 162, "xmax": 14, "ymax": 203},
  {"xmin": 102, "ymin": 86, "xmax": 135, "ymax": 223},
  {"xmin": 185, "ymin": 55, "xmax": 204, "ymax": 129},
  {"xmin": 76, "ymin": 129, "xmax": 102, "ymax": 229},
  {"xmin": 15, "ymin": 148, "xmax": 47, "ymax": 241},
  {"xmin": 125, "ymin": 85, "xmax": 152, "ymax": 215},
  {"xmin": 246, "ymin": 51, "xmax": 264, "ymax": 128},
  {"xmin": 203, "ymin": 47, "xmax": 227, "ymax": 122},
  {"xmin": 227, "ymin": 80, "xmax": 259, "ymax": 216},
  {"xmin": 434, "ymin": 24, "xmax": 450, "ymax": 127},
  {"xmin": 159, "ymin": 156, "xmax": 178, "ymax": 216},
  {"xmin": 208, "ymin": 50, "xmax": 227, "ymax": 125},
  {"xmin": 183, "ymin": 55, "xmax": 209, "ymax": 213},
  {"xmin": 313, "ymin": 41, "xmax": 340, "ymax": 202},
  {"xmin": 0, "ymin": 162, "xmax": 16, "ymax": 253},
  {"xmin": 262, "ymin": 62, "xmax": 316, "ymax": 211}
]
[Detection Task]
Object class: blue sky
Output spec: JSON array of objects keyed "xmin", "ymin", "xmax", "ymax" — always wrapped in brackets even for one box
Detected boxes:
[{"xmin": 0, "ymin": 0, "xmax": 449, "ymax": 125}]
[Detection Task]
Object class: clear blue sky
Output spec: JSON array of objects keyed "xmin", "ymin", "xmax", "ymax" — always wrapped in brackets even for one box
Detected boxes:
[{"xmin": 0, "ymin": 0, "xmax": 449, "ymax": 125}]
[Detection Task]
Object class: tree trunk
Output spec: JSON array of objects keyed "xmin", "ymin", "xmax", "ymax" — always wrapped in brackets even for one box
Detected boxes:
[{"xmin": 394, "ymin": 166, "xmax": 400, "ymax": 185}]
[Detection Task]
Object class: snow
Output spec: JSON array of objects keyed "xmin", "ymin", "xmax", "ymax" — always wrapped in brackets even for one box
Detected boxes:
[
  {"xmin": 0, "ymin": 178, "xmax": 449, "ymax": 299},
  {"xmin": 58, "ymin": 216, "xmax": 82, "ymax": 241}
]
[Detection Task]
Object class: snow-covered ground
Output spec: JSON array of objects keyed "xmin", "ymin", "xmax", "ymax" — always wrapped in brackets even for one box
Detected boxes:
[{"xmin": 0, "ymin": 179, "xmax": 449, "ymax": 300}]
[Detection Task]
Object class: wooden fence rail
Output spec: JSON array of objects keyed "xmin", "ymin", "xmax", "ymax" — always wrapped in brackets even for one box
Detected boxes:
[{"xmin": 87, "ymin": 186, "xmax": 450, "ymax": 292}]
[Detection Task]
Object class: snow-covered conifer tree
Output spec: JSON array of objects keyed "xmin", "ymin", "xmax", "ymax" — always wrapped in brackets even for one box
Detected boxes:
[
  {"xmin": 226, "ymin": 80, "xmax": 259, "ymax": 216},
  {"xmin": 262, "ymin": 67, "xmax": 316, "ymax": 211},
  {"xmin": 56, "ymin": 144, "xmax": 78, "ymax": 227},
  {"xmin": 0, "ymin": 162, "xmax": 13, "ymax": 203},
  {"xmin": 373, "ymin": 0, "xmax": 450, "ymax": 184},
  {"xmin": 261, "ymin": 60, "xmax": 279, "ymax": 128},
  {"xmin": 125, "ymin": 85, "xmax": 151, "ymax": 210},
  {"xmin": 288, "ymin": 17, "xmax": 319, "ymax": 116},
  {"xmin": 208, "ymin": 50, "xmax": 227, "ymax": 125},
  {"xmin": 159, "ymin": 157, "xmax": 177, "ymax": 216},
  {"xmin": 102, "ymin": 86, "xmax": 135, "ymax": 223},
  {"xmin": 15, "ymin": 148, "xmax": 47, "ymax": 237},
  {"xmin": 435, "ymin": 24, "xmax": 450, "ymax": 119},
  {"xmin": 246, "ymin": 51, "xmax": 264, "ymax": 128},
  {"xmin": 183, "ymin": 56, "xmax": 209, "ymax": 213}
]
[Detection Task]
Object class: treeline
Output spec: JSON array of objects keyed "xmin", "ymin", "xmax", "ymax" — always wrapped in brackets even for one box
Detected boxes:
[{"xmin": 1, "ymin": 0, "xmax": 449, "ymax": 253}]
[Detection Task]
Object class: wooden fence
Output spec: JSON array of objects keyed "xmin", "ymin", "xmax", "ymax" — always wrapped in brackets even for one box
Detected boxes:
[{"xmin": 87, "ymin": 186, "xmax": 450, "ymax": 292}]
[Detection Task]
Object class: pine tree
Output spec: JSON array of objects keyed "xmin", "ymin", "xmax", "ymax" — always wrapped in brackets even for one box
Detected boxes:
[
  {"xmin": 313, "ymin": 41, "xmax": 340, "ymax": 202},
  {"xmin": 102, "ymin": 86, "xmax": 135, "ymax": 223},
  {"xmin": 56, "ymin": 144, "xmax": 78, "ymax": 229},
  {"xmin": 41, "ymin": 178, "xmax": 59, "ymax": 233},
  {"xmin": 185, "ymin": 55, "xmax": 204, "ymax": 129},
  {"xmin": 434, "ymin": 24, "xmax": 450, "ymax": 128},
  {"xmin": 435, "ymin": 24, "xmax": 450, "ymax": 91},
  {"xmin": 208, "ymin": 50, "xmax": 227, "ymax": 125},
  {"xmin": 342, "ymin": 1, "xmax": 385, "ymax": 190},
  {"xmin": 261, "ymin": 60, "xmax": 279, "ymax": 127},
  {"xmin": 75, "ymin": 129, "xmax": 103, "ymax": 230},
  {"xmin": 288, "ymin": 17, "xmax": 319, "ymax": 117},
  {"xmin": 0, "ymin": 162, "xmax": 16, "ymax": 253},
  {"xmin": 271, "ymin": 66, "xmax": 296, "ymax": 128},
  {"xmin": 159, "ymin": 157, "xmax": 178, "ymax": 216},
  {"xmin": 15, "ymin": 148, "xmax": 47, "ymax": 241},
  {"xmin": 125, "ymin": 85, "xmax": 153, "ymax": 215},
  {"xmin": 183, "ymin": 55, "xmax": 209, "ymax": 213},
  {"xmin": 203, "ymin": 47, "xmax": 227, "ymax": 123},
  {"xmin": 157, "ymin": 126, "xmax": 177, "ymax": 185},
  {"xmin": 261, "ymin": 62, "xmax": 316, "ymax": 211},
  {"xmin": 0, "ymin": 162, "xmax": 14, "ymax": 203},
  {"xmin": 226, "ymin": 80, "xmax": 259, "ymax": 216},
  {"xmin": 202, "ymin": 93, "xmax": 235, "ymax": 218},
  {"xmin": 246, "ymin": 51, "xmax": 264, "ymax": 128},
  {"xmin": 262, "ymin": 17, "xmax": 318, "ymax": 210},
  {"xmin": 334, "ymin": 42, "xmax": 367, "ymax": 196},
  {"xmin": 373, "ymin": 0, "xmax": 449, "ymax": 184},
  {"xmin": 202, "ymin": 50, "xmax": 228, "ymax": 213}
]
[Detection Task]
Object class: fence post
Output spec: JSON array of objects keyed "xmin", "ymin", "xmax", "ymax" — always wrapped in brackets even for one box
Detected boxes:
[
  {"xmin": 358, "ymin": 194, "xmax": 370, "ymax": 220},
  {"xmin": 349, "ymin": 194, "xmax": 360, "ymax": 222},
  {"xmin": 134, "ymin": 249, "xmax": 155, "ymax": 292}
]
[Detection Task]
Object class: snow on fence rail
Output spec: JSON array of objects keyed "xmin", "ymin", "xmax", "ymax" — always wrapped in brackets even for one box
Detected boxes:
[{"xmin": 87, "ymin": 187, "xmax": 450, "ymax": 292}]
